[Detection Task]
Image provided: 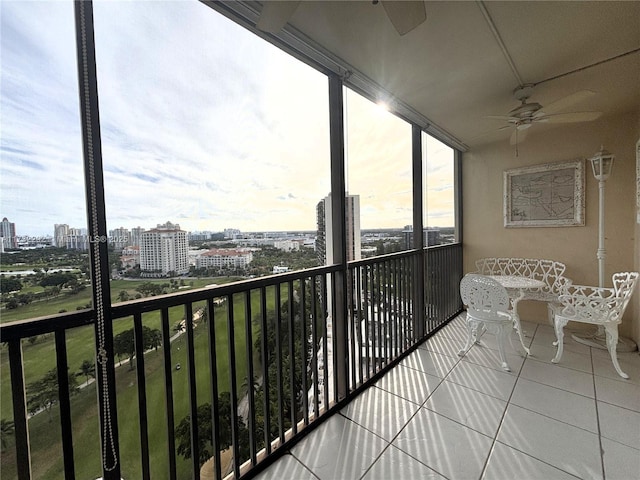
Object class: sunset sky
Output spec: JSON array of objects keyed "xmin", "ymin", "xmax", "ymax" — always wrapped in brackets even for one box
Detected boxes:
[{"xmin": 1, "ymin": 0, "xmax": 455, "ymax": 238}]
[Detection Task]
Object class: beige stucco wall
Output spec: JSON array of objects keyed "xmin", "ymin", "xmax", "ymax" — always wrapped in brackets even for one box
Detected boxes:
[{"xmin": 462, "ymin": 110, "xmax": 640, "ymax": 342}]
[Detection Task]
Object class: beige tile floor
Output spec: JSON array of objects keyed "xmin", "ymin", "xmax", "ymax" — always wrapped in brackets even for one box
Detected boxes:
[{"xmin": 255, "ymin": 314, "xmax": 640, "ymax": 480}]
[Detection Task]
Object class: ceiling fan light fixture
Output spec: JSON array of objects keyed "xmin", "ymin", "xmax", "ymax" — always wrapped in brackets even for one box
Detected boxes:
[{"xmin": 487, "ymin": 86, "xmax": 603, "ymax": 147}]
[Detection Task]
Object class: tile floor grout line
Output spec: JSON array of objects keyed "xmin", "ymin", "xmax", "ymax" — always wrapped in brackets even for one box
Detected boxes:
[
  {"xmin": 591, "ymin": 346, "xmax": 607, "ymax": 480},
  {"xmin": 476, "ymin": 323, "xmax": 535, "ymax": 480},
  {"xmin": 287, "ymin": 451, "xmax": 322, "ymax": 480}
]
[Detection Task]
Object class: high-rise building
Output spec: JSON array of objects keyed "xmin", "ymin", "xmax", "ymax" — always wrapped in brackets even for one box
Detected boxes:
[
  {"xmin": 130, "ymin": 227, "xmax": 145, "ymax": 247},
  {"xmin": 0, "ymin": 217, "xmax": 17, "ymax": 249},
  {"xmin": 402, "ymin": 225, "xmax": 441, "ymax": 249},
  {"xmin": 54, "ymin": 224, "xmax": 70, "ymax": 248},
  {"xmin": 139, "ymin": 222, "xmax": 188, "ymax": 276},
  {"xmin": 316, "ymin": 193, "xmax": 361, "ymax": 265},
  {"xmin": 67, "ymin": 228, "xmax": 89, "ymax": 250},
  {"xmin": 109, "ymin": 227, "xmax": 131, "ymax": 249},
  {"xmin": 224, "ymin": 228, "xmax": 241, "ymax": 239}
]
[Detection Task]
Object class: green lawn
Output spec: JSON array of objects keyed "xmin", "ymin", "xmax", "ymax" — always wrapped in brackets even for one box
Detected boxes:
[{"xmin": 0, "ymin": 281, "xmax": 281, "ymax": 479}]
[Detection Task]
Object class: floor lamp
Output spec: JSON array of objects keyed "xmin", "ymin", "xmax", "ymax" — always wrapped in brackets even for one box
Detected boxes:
[{"xmin": 572, "ymin": 146, "xmax": 638, "ymax": 351}]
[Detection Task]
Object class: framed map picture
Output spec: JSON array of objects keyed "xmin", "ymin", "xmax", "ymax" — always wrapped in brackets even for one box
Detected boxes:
[{"xmin": 504, "ymin": 159, "xmax": 585, "ymax": 228}]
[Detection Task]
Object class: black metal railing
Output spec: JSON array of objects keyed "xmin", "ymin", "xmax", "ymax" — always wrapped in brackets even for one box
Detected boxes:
[{"xmin": 0, "ymin": 243, "xmax": 462, "ymax": 480}]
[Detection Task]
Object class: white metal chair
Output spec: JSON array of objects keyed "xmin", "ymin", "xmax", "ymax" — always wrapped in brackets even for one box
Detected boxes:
[
  {"xmin": 552, "ymin": 272, "xmax": 639, "ymax": 379},
  {"xmin": 459, "ymin": 274, "xmax": 515, "ymax": 372}
]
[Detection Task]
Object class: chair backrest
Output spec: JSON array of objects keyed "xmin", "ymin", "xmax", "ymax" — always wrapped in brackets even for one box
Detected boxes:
[
  {"xmin": 475, "ymin": 257, "xmax": 567, "ymax": 295},
  {"xmin": 612, "ymin": 272, "xmax": 639, "ymax": 321},
  {"xmin": 460, "ymin": 274, "xmax": 510, "ymax": 322}
]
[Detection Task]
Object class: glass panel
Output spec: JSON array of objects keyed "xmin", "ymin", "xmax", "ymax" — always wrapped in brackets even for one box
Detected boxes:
[
  {"xmin": 344, "ymin": 89, "xmax": 412, "ymax": 258},
  {"xmin": 93, "ymin": 1, "xmax": 329, "ymax": 286},
  {"xmin": 0, "ymin": 1, "xmax": 91, "ymax": 318},
  {"xmin": 1, "ymin": 1, "xmax": 91, "ymax": 474},
  {"xmin": 423, "ymin": 132, "xmax": 455, "ymax": 245}
]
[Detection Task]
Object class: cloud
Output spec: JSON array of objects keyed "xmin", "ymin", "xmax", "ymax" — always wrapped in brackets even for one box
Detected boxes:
[{"xmin": 1, "ymin": 0, "xmax": 455, "ymax": 236}]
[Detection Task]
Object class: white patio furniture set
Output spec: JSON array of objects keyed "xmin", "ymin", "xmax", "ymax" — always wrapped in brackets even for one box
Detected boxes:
[{"xmin": 458, "ymin": 257, "xmax": 639, "ymax": 379}]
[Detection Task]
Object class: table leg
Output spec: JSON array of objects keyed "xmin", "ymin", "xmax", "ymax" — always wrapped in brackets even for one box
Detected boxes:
[{"xmin": 510, "ymin": 292, "xmax": 530, "ymax": 356}]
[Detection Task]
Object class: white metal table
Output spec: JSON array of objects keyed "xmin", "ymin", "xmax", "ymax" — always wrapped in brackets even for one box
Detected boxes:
[{"xmin": 487, "ymin": 275, "xmax": 546, "ymax": 355}]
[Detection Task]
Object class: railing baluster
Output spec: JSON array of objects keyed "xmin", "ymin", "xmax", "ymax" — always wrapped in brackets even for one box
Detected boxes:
[
  {"xmin": 244, "ymin": 290, "xmax": 257, "ymax": 465},
  {"xmin": 348, "ymin": 267, "xmax": 357, "ymax": 389},
  {"xmin": 132, "ymin": 313, "xmax": 150, "ymax": 480},
  {"xmin": 226, "ymin": 294, "xmax": 241, "ymax": 479},
  {"xmin": 274, "ymin": 285, "xmax": 285, "ymax": 444},
  {"xmin": 206, "ymin": 298, "xmax": 222, "ymax": 480},
  {"xmin": 355, "ymin": 265, "xmax": 363, "ymax": 385},
  {"xmin": 287, "ymin": 280, "xmax": 296, "ymax": 435},
  {"xmin": 363, "ymin": 266, "xmax": 371, "ymax": 380},
  {"xmin": 184, "ymin": 302, "xmax": 199, "ymax": 479},
  {"xmin": 310, "ymin": 275, "xmax": 320, "ymax": 419},
  {"xmin": 372, "ymin": 264, "xmax": 379, "ymax": 375},
  {"xmin": 383, "ymin": 260, "xmax": 389, "ymax": 363},
  {"xmin": 55, "ymin": 329, "xmax": 75, "ymax": 479},
  {"xmin": 300, "ymin": 278, "xmax": 309, "ymax": 426},
  {"xmin": 321, "ymin": 273, "xmax": 329, "ymax": 410},
  {"xmin": 8, "ymin": 339, "xmax": 31, "ymax": 480},
  {"xmin": 259, "ymin": 286, "xmax": 271, "ymax": 455},
  {"xmin": 393, "ymin": 258, "xmax": 399, "ymax": 359},
  {"xmin": 160, "ymin": 307, "xmax": 177, "ymax": 480},
  {"xmin": 330, "ymin": 273, "xmax": 339, "ymax": 405}
]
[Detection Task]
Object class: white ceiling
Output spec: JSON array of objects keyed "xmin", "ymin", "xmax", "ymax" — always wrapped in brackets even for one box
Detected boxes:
[{"xmin": 233, "ymin": 1, "xmax": 640, "ymax": 150}]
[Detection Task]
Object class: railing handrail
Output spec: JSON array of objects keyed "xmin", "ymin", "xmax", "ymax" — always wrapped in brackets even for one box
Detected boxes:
[
  {"xmin": 0, "ymin": 263, "xmax": 342, "ymax": 341},
  {"xmin": 0, "ymin": 309, "xmax": 95, "ymax": 342},
  {"xmin": 347, "ymin": 248, "xmax": 421, "ymax": 269},
  {"xmin": 0, "ymin": 245, "xmax": 461, "ymax": 341}
]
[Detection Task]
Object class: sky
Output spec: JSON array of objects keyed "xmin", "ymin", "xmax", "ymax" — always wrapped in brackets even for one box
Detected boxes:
[{"xmin": 1, "ymin": 0, "xmax": 455, "ymax": 238}]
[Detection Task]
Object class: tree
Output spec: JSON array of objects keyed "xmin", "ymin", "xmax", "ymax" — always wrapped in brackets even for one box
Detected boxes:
[
  {"xmin": 26, "ymin": 368, "xmax": 79, "ymax": 421},
  {"xmin": 0, "ymin": 419, "xmax": 15, "ymax": 451},
  {"xmin": 79, "ymin": 359, "xmax": 96, "ymax": 384},
  {"xmin": 39, "ymin": 272, "xmax": 76, "ymax": 288},
  {"xmin": 175, "ymin": 392, "xmax": 251, "ymax": 467},
  {"xmin": 5, "ymin": 298, "xmax": 19, "ymax": 309},
  {"xmin": 118, "ymin": 290, "xmax": 130, "ymax": 302},
  {"xmin": 136, "ymin": 282, "xmax": 163, "ymax": 297},
  {"xmin": 113, "ymin": 326, "xmax": 162, "ymax": 370},
  {"xmin": 0, "ymin": 277, "xmax": 22, "ymax": 293}
]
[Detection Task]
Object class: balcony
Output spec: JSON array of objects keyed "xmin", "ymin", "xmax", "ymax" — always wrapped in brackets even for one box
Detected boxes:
[
  {"xmin": 4, "ymin": 242, "xmax": 638, "ymax": 479},
  {"xmin": 1, "ymin": 245, "xmax": 464, "ymax": 480},
  {"xmin": 2, "ymin": 2, "xmax": 638, "ymax": 479}
]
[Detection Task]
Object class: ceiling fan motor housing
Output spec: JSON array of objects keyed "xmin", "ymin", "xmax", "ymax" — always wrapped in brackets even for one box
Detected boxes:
[{"xmin": 510, "ymin": 101, "xmax": 542, "ymax": 118}]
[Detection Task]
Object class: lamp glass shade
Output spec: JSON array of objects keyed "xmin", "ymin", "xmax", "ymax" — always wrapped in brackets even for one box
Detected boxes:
[{"xmin": 589, "ymin": 148, "xmax": 614, "ymax": 181}]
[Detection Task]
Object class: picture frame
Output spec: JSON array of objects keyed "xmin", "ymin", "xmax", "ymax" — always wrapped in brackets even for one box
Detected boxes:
[{"xmin": 504, "ymin": 159, "xmax": 585, "ymax": 228}]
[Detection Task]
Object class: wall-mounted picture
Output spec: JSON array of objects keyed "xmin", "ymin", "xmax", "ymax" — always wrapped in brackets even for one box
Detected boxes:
[{"xmin": 504, "ymin": 159, "xmax": 585, "ymax": 228}]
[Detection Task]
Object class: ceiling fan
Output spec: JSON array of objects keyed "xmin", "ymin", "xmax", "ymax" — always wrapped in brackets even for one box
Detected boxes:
[
  {"xmin": 487, "ymin": 85, "xmax": 603, "ymax": 147},
  {"xmin": 256, "ymin": 1, "xmax": 427, "ymax": 36}
]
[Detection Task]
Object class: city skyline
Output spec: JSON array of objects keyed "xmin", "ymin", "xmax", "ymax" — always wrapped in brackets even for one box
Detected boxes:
[{"xmin": 1, "ymin": 1, "xmax": 455, "ymax": 238}]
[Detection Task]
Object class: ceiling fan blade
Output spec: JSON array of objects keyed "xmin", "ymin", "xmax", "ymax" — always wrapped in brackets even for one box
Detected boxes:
[
  {"xmin": 485, "ymin": 115, "xmax": 517, "ymax": 121},
  {"xmin": 381, "ymin": 1, "xmax": 426, "ymax": 35},
  {"xmin": 538, "ymin": 90, "xmax": 595, "ymax": 115},
  {"xmin": 536, "ymin": 111, "xmax": 603, "ymax": 123},
  {"xmin": 256, "ymin": 1, "xmax": 301, "ymax": 33},
  {"xmin": 469, "ymin": 125, "xmax": 512, "ymax": 142}
]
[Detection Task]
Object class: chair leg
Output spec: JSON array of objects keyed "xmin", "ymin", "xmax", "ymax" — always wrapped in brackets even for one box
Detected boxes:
[
  {"xmin": 458, "ymin": 319, "xmax": 477, "ymax": 357},
  {"xmin": 496, "ymin": 324, "xmax": 511, "ymax": 372},
  {"xmin": 604, "ymin": 324, "xmax": 629, "ymax": 379},
  {"xmin": 552, "ymin": 317, "xmax": 568, "ymax": 364}
]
